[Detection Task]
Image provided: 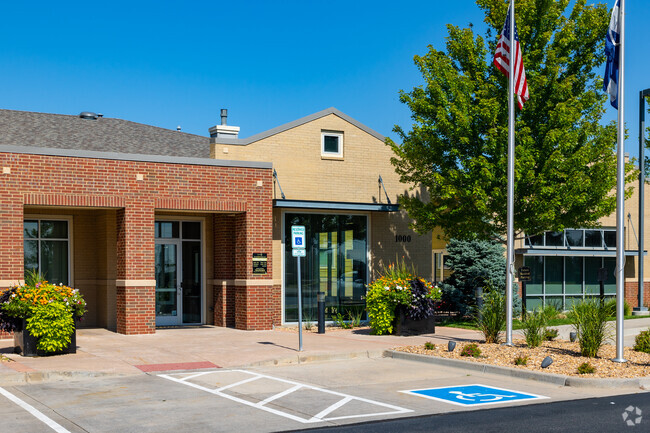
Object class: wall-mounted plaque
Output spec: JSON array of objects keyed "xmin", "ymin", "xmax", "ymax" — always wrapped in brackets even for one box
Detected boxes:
[{"xmin": 252, "ymin": 253, "xmax": 268, "ymax": 275}]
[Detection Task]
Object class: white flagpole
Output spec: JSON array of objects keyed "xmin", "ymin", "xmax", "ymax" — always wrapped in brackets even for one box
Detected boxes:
[
  {"xmin": 614, "ymin": 0, "xmax": 626, "ymax": 363},
  {"xmin": 505, "ymin": 0, "xmax": 515, "ymax": 346}
]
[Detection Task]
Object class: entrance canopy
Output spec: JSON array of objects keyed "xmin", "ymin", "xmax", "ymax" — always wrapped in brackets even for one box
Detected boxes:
[{"xmin": 274, "ymin": 199, "xmax": 398, "ymax": 212}]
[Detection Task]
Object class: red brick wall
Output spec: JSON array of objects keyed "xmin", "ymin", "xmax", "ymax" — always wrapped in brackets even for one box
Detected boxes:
[
  {"xmin": 214, "ymin": 214, "xmax": 236, "ymax": 327},
  {"xmin": 235, "ymin": 284, "xmax": 281, "ymax": 330},
  {"xmin": 116, "ymin": 285, "xmax": 156, "ymax": 334},
  {"xmin": 212, "ymin": 210, "xmax": 279, "ymax": 329},
  {"xmin": 0, "ymin": 199, "xmax": 24, "ymax": 283},
  {"xmin": 625, "ymin": 282, "xmax": 650, "ymax": 309},
  {"xmin": 0, "ymin": 151, "xmax": 274, "ymax": 333}
]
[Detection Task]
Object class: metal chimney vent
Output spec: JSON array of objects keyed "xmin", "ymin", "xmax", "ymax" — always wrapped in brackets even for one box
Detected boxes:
[{"xmin": 79, "ymin": 112, "xmax": 98, "ymax": 120}]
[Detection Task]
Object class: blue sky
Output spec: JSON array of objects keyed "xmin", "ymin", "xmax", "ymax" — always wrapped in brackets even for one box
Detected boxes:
[{"xmin": 1, "ymin": 0, "xmax": 648, "ymax": 158}]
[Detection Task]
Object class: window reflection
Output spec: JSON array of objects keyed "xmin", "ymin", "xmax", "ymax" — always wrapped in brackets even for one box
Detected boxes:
[{"xmin": 284, "ymin": 213, "xmax": 367, "ymax": 322}]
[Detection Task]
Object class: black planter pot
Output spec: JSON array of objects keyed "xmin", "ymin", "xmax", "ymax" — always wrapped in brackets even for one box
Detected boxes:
[
  {"xmin": 13, "ymin": 318, "xmax": 77, "ymax": 357},
  {"xmin": 392, "ymin": 306, "xmax": 436, "ymax": 336}
]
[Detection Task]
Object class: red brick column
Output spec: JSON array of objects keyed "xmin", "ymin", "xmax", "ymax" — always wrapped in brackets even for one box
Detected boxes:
[
  {"xmin": 232, "ymin": 204, "xmax": 277, "ymax": 330},
  {"xmin": 0, "ymin": 197, "xmax": 24, "ymax": 339},
  {"xmin": 115, "ymin": 204, "xmax": 155, "ymax": 334},
  {"xmin": 234, "ymin": 212, "xmax": 250, "ymax": 330},
  {"xmin": 0, "ymin": 196, "xmax": 24, "ymax": 289},
  {"xmin": 213, "ymin": 214, "xmax": 236, "ymax": 327},
  {"xmin": 235, "ymin": 283, "xmax": 281, "ymax": 330}
]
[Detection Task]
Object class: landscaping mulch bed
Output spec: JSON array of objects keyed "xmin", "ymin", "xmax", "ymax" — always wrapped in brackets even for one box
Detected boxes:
[{"xmin": 396, "ymin": 340, "xmax": 650, "ymax": 378}]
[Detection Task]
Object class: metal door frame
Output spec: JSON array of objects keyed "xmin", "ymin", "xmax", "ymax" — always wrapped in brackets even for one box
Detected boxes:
[{"xmin": 154, "ymin": 218, "xmax": 204, "ymax": 326}]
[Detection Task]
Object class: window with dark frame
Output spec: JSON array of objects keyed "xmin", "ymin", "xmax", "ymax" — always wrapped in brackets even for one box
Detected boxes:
[{"xmin": 23, "ymin": 219, "xmax": 70, "ymax": 285}]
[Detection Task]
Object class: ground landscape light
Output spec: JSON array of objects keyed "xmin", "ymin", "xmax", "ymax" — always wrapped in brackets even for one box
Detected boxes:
[
  {"xmin": 541, "ymin": 356, "xmax": 553, "ymax": 368},
  {"xmin": 570, "ymin": 332, "xmax": 577, "ymax": 342},
  {"xmin": 448, "ymin": 341, "xmax": 456, "ymax": 352}
]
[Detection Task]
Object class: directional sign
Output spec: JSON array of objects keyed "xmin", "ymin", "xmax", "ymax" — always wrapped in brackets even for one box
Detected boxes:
[
  {"xmin": 518, "ymin": 266, "xmax": 531, "ymax": 282},
  {"xmin": 291, "ymin": 225, "xmax": 305, "ymax": 249},
  {"xmin": 401, "ymin": 384, "xmax": 548, "ymax": 407}
]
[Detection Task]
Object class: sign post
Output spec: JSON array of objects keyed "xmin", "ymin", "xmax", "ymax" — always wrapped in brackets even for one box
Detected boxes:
[
  {"xmin": 291, "ymin": 226, "xmax": 306, "ymax": 351},
  {"xmin": 598, "ymin": 267, "xmax": 607, "ymax": 304},
  {"xmin": 518, "ymin": 266, "xmax": 531, "ymax": 319}
]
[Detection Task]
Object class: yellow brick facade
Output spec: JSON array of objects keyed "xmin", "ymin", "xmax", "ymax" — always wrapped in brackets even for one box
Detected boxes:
[{"xmin": 211, "ymin": 110, "xmax": 432, "ymax": 306}]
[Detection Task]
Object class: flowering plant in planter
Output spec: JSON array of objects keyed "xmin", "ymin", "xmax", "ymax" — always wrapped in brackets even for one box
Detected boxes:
[
  {"xmin": 365, "ymin": 261, "xmax": 441, "ymax": 335},
  {"xmin": 0, "ymin": 273, "xmax": 86, "ymax": 353}
]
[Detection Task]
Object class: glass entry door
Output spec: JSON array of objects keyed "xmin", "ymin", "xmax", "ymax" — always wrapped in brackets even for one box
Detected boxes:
[
  {"xmin": 155, "ymin": 221, "xmax": 202, "ymax": 326},
  {"xmin": 155, "ymin": 242, "xmax": 180, "ymax": 326}
]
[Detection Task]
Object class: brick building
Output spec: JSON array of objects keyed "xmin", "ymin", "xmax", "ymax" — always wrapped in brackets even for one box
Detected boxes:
[
  {"xmin": 0, "ymin": 109, "xmax": 277, "ymax": 334},
  {"xmin": 0, "ymin": 107, "xmax": 436, "ymax": 333},
  {"xmin": 513, "ymin": 169, "xmax": 650, "ymax": 311},
  {"xmin": 210, "ymin": 108, "xmax": 433, "ymax": 323}
]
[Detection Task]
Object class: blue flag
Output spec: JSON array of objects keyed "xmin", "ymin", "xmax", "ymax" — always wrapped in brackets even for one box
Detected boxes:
[{"xmin": 603, "ymin": 0, "xmax": 620, "ymax": 109}]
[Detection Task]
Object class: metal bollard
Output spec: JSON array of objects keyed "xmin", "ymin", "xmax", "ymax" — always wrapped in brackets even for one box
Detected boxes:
[{"xmin": 317, "ymin": 293, "xmax": 325, "ymax": 334}]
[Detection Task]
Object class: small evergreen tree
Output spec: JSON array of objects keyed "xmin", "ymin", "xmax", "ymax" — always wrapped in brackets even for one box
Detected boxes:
[{"xmin": 441, "ymin": 238, "xmax": 520, "ymax": 316}]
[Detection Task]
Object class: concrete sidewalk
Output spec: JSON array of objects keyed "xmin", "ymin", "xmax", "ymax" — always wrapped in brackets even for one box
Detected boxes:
[
  {"xmin": 0, "ymin": 325, "xmax": 481, "ymax": 384},
  {"xmin": 0, "ymin": 317, "xmax": 648, "ymax": 385}
]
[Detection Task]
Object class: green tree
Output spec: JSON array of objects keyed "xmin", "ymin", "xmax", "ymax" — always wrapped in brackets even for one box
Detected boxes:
[
  {"xmin": 388, "ymin": 0, "xmax": 636, "ymax": 241},
  {"xmin": 441, "ymin": 238, "xmax": 520, "ymax": 316}
]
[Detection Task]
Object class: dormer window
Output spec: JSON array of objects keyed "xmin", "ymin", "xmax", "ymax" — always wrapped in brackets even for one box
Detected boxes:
[{"xmin": 321, "ymin": 131, "xmax": 343, "ymax": 158}]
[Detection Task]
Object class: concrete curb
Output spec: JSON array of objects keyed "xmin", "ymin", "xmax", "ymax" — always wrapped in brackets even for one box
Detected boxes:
[
  {"xmin": 0, "ymin": 351, "xmax": 387, "ymax": 385},
  {"xmin": 0, "ymin": 371, "xmax": 133, "ymax": 386},
  {"xmin": 384, "ymin": 350, "xmax": 650, "ymax": 389}
]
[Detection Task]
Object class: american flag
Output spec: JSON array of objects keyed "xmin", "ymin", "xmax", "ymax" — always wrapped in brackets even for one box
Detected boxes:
[{"xmin": 493, "ymin": 3, "xmax": 529, "ymax": 109}]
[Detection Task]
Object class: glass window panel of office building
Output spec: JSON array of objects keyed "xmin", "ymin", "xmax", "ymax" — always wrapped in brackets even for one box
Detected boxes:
[
  {"xmin": 523, "ymin": 228, "xmax": 616, "ymax": 310},
  {"xmin": 24, "ymin": 219, "xmax": 70, "ymax": 285},
  {"xmin": 284, "ymin": 213, "xmax": 367, "ymax": 323}
]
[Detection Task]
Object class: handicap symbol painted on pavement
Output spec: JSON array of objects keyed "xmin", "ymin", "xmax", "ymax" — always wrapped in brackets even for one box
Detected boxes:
[{"xmin": 401, "ymin": 384, "xmax": 548, "ymax": 407}]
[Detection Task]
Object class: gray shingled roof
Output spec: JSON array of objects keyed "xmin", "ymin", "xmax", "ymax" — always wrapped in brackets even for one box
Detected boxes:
[{"xmin": 0, "ymin": 109, "xmax": 210, "ymax": 158}]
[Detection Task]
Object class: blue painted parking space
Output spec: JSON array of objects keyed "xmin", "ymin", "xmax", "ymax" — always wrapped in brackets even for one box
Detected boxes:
[{"xmin": 401, "ymin": 384, "xmax": 548, "ymax": 407}]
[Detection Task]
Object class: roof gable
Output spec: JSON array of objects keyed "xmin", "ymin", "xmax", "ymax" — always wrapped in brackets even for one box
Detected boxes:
[{"xmin": 211, "ymin": 107, "xmax": 385, "ymax": 145}]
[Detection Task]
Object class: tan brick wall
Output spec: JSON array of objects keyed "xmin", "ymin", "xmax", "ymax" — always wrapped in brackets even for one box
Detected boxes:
[
  {"xmin": 370, "ymin": 212, "xmax": 431, "ymax": 279},
  {"xmin": 212, "ymin": 114, "xmax": 405, "ymax": 205},
  {"xmin": 213, "ymin": 113, "xmax": 433, "ymax": 281}
]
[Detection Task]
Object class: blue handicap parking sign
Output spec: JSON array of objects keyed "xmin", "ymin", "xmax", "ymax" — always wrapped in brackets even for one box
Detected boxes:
[{"xmin": 402, "ymin": 384, "xmax": 547, "ymax": 407}]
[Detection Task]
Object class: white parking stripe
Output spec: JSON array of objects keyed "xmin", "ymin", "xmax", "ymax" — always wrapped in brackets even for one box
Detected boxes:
[
  {"xmin": 159, "ymin": 373, "xmax": 311, "ymax": 423},
  {"xmin": 159, "ymin": 369, "xmax": 412, "ymax": 424},
  {"xmin": 310, "ymin": 396, "xmax": 353, "ymax": 421},
  {"xmin": 178, "ymin": 371, "xmax": 213, "ymax": 382},
  {"xmin": 215, "ymin": 375, "xmax": 262, "ymax": 392},
  {"xmin": 258, "ymin": 384, "xmax": 303, "ymax": 406},
  {"xmin": 0, "ymin": 386, "xmax": 71, "ymax": 433}
]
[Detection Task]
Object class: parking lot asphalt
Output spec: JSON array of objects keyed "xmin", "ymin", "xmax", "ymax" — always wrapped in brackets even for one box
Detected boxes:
[{"xmin": 1, "ymin": 357, "xmax": 647, "ymax": 433}]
